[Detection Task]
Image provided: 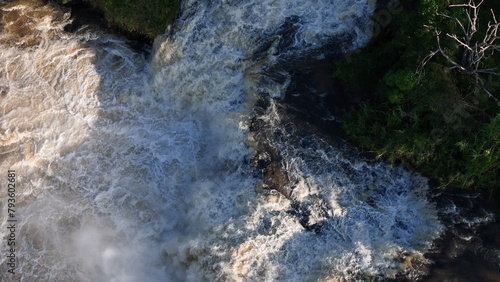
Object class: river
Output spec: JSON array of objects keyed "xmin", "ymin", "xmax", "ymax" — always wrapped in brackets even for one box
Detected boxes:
[{"xmin": 0, "ymin": 0, "xmax": 498, "ymax": 281}]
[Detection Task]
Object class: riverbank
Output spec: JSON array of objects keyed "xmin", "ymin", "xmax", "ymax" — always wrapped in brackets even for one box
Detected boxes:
[{"xmin": 56, "ymin": 0, "xmax": 178, "ymax": 42}]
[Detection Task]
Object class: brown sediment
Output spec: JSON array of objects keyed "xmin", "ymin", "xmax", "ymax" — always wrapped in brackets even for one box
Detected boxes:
[{"xmin": 0, "ymin": 0, "xmax": 64, "ymax": 45}]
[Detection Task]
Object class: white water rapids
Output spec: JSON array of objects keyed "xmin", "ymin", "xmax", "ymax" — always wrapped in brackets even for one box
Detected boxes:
[{"xmin": 0, "ymin": 0, "xmax": 443, "ymax": 281}]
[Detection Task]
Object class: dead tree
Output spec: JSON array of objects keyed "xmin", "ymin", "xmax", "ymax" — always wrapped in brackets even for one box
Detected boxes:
[{"xmin": 417, "ymin": 0, "xmax": 500, "ymax": 106}]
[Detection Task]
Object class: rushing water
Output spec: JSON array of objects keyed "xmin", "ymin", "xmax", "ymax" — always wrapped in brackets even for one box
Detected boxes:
[{"xmin": 0, "ymin": 0, "xmax": 492, "ymax": 281}]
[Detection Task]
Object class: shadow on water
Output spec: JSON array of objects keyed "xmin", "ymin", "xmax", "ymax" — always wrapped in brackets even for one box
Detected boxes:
[
  {"xmin": 58, "ymin": 3, "xmax": 257, "ymax": 280},
  {"xmin": 423, "ymin": 190, "xmax": 500, "ymax": 282}
]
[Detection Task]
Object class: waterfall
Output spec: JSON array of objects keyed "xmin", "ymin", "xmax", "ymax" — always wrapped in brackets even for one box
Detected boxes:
[{"xmin": 0, "ymin": 0, "xmax": 445, "ymax": 281}]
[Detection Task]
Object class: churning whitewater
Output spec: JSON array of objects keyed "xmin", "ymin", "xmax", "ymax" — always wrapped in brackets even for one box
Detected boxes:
[{"xmin": 0, "ymin": 0, "xmax": 442, "ymax": 281}]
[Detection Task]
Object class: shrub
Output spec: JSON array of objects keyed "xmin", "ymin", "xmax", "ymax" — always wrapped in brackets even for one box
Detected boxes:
[
  {"xmin": 336, "ymin": 0, "xmax": 499, "ymax": 195},
  {"xmin": 89, "ymin": 0, "xmax": 179, "ymax": 39}
]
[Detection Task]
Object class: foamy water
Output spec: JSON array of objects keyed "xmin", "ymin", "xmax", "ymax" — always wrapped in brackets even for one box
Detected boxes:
[{"xmin": 1, "ymin": 0, "xmax": 443, "ymax": 281}]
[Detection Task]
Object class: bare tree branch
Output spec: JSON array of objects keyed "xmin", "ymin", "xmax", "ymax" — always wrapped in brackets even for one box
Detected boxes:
[{"xmin": 417, "ymin": 0, "xmax": 500, "ymax": 106}]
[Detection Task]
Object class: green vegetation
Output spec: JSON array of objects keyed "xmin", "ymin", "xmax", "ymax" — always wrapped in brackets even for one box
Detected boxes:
[
  {"xmin": 335, "ymin": 0, "xmax": 500, "ymax": 196},
  {"xmin": 88, "ymin": 0, "xmax": 179, "ymax": 39}
]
